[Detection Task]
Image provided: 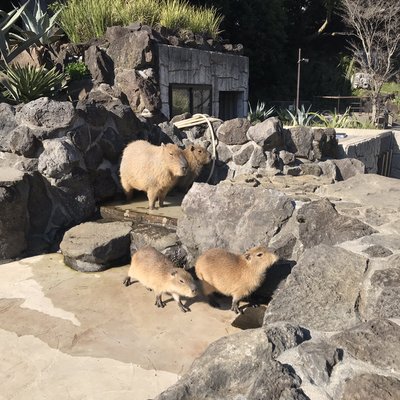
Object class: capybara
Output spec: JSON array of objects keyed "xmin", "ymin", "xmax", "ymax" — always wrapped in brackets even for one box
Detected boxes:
[
  {"xmin": 120, "ymin": 140, "xmax": 188, "ymax": 209},
  {"xmin": 176, "ymin": 145, "xmax": 211, "ymax": 191},
  {"xmin": 123, "ymin": 246, "xmax": 198, "ymax": 312},
  {"xmin": 195, "ymin": 246, "xmax": 278, "ymax": 314}
]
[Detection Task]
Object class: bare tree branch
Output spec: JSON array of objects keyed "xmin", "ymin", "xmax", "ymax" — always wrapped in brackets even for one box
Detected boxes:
[{"xmin": 340, "ymin": 0, "xmax": 400, "ymax": 121}]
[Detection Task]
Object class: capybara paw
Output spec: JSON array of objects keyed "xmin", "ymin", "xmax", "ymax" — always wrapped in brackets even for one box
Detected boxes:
[
  {"xmin": 155, "ymin": 299, "xmax": 165, "ymax": 308},
  {"xmin": 123, "ymin": 277, "xmax": 130, "ymax": 287}
]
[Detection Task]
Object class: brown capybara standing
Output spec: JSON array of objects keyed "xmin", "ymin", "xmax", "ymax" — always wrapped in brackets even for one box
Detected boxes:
[
  {"xmin": 120, "ymin": 140, "xmax": 188, "ymax": 209},
  {"xmin": 123, "ymin": 246, "xmax": 198, "ymax": 312},
  {"xmin": 195, "ymin": 246, "xmax": 278, "ymax": 314},
  {"xmin": 176, "ymin": 145, "xmax": 211, "ymax": 191}
]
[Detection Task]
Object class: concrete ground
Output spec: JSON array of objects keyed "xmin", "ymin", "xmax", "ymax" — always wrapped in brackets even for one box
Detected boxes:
[{"xmin": 0, "ymin": 254, "xmax": 239, "ymax": 400}]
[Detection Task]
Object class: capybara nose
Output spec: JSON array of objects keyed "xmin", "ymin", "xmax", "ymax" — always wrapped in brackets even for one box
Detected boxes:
[
  {"xmin": 182, "ymin": 166, "xmax": 188, "ymax": 174},
  {"xmin": 192, "ymin": 288, "xmax": 198, "ymax": 295}
]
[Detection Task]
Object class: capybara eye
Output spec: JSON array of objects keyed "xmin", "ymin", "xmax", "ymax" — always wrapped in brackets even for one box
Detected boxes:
[
  {"xmin": 179, "ymin": 279, "xmax": 184, "ymax": 283},
  {"xmin": 257, "ymin": 252, "xmax": 263, "ymax": 257},
  {"xmin": 169, "ymin": 152, "xmax": 173, "ymax": 156}
]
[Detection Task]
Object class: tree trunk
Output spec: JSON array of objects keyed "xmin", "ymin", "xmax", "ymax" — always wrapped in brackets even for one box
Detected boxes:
[{"xmin": 371, "ymin": 95, "xmax": 378, "ymax": 125}]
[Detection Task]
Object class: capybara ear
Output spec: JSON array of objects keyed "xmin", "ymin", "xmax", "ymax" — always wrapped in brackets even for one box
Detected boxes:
[
  {"xmin": 244, "ymin": 253, "xmax": 251, "ymax": 260},
  {"xmin": 190, "ymin": 145, "xmax": 195, "ymax": 151},
  {"xmin": 161, "ymin": 143, "xmax": 165, "ymax": 147}
]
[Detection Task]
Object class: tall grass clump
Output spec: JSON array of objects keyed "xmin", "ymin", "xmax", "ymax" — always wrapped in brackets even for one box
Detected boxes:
[
  {"xmin": 54, "ymin": 0, "xmax": 113, "ymax": 43},
  {"xmin": 55, "ymin": 0, "xmax": 223, "ymax": 43},
  {"xmin": 187, "ymin": 6, "xmax": 223, "ymax": 38},
  {"xmin": 159, "ymin": 0, "xmax": 191, "ymax": 33},
  {"xmin": 114, "ymin": 0, "xmax": 162, "ymax": 28}
]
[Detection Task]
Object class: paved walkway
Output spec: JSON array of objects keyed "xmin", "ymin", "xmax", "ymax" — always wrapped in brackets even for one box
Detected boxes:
[{"xmin": 0, "ymin": 254, "xmax": 239, "ymax": 400}]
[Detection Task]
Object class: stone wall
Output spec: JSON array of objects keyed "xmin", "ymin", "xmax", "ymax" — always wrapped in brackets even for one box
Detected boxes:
[{"xmin": 158, "ymin": 45, "xmax": 249, "ymax": 119}]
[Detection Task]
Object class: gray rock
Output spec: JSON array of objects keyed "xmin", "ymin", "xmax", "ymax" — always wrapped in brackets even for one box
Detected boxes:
[
  {"xmin": 8, "ymin": 125, "xmax": 40, "ymax": 158},
  {"xmin": 216, "ymin": 118, "xmax": 250, "ymax": 145},
  {"xmin": 316, "ymin": 174, "xmax": 400, "ymax": 211},
  {"xmin": 157, "ymin": 121, "xmax": 184, "ymax": 146},
  {"xmin": 300, "ymin": 163, "xmax": 322, "ymax": 176},
  {"xmin": 285, "ymin": 126, "xmax": 314, "ymax": 159},
  {"xmin": 265, "ymin": 322, "xmax": 310, "ymax": 358},
  {"xmin": 38, "ymin": 138, "xmax": 81, "ymax": 179},
  {"xmin": 0, "ymin": 151, "xmax": 38, "ymax": 172},
  {"xmin": 360, "ymin": 255, "xmax": 400, "ymax": 320},
  {"xmin": 177, "ymin": 183, "xmax": 294, "ymax": 261},
  {"xmin": 296, "ymin": 198, "xmax": 376, "ymax": 249},
  {"xmin": 130, "ymin": 224, "xmax": 177, "ymax": 254},
  {"xmin": 265, "ymin": 150, "xmax": 279, "ymax": 169},
  {"xmin": 16, "ymin": 97, "xmax": 76, "ymax": 130},
  {"xmin": 363, "ymin": 244, "xmax": 393, "ymax": 258},
  {"xmin": 0, "ymin": 103, "xmax": 17, "ymax": 151},
  {"xmin": 332, "ymin": 158, "xmax": 365, "ymax": 181},
  {"xmin": 297, "ymin": 341, "xmax": 343, "ymax": 385},
  {"xmin": 215, "ymin": 141, "xmax": 232, "ymax": 163},
  {"xmin": 360, "ymin": 234, "xmax": 400, "ymax": 251},
  {"xmin": 318, "ymin": 159, "xmax": 338, "ymax": 181},
  {"xmin": 312, "ymin": 128, "xmax": 338, "ymax": 159},
  {"xmin": 114, "ymin": 68, "xmax": 161, "ymax": 113},
  {"xmin": 84, "ymin": 144, "xmax": 103, "ymax": 171},
  {"xmin": 84, "ymin": 45, "xmax": 114, "ymax": 84},
  {"xmin": 98, "ymin": 127, "xmax": 125, "ymax": 162},
  {"xmin": 264, "ymin": 244, "xmax": 368, "ymax": 331},
  {"xmin": 155, "ymin": 328, "xmax": 308, "ymax": 400},
  {"xmin": 279, "ymin": 150, "xmax": 296, "ymax": 165},
  {"xmin": 249, "ymin": 144, "xmax": 266, "ymax": 168},
  {"xmin": 233, "ymin": 141, "xmax": 254, "ymax": 165},
  {"xmin": 92, "ymin": 168, "xmax": 118, "ymax": 202},
  {"xmin": 106, "ymin": 29, "xmax": 153, "ymax": 69},
  {"xmin": 60, "ymin": 221, "xmax": 132, "ymax": 272},
  {"xmin": 0, "ymin": 168, "xmax": 29, "ymax": 260},
  {"xmin": 284, "ymin": 165, "xmax": 302, "ymax": 176},
  {"xmin": 332, "ymin": 318, "xmax": 400, "ymax": 370},
  {"xmin": 341, "ymin": 373, "xmax": 400, "ymax": 400},
  {"xmin": 247, "ymin": 117, "xmax": 284, "ymax": 150}
]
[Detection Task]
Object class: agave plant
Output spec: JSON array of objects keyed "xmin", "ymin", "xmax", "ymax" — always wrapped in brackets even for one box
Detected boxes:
[
  {"xmin": 311, "ymin": 108, "xmax": 353, "ymax": 128},
  {"xmin": 285, "ymin": 105, "xmax": 315, "ymax": 126},
  {"xmin": 0, "ymin": 63, "xmax": 66, "ymax": 103},
  {"xmin": 16, "ymin": 0, "xmax": 64, "ymax": 45},
  {"xmin": 247, "ymin": 101, "xmax": 275, "ymax": 124},
  {"xmin": 0, "ymin": 3, "xmax": 44, "ymax": 68}
]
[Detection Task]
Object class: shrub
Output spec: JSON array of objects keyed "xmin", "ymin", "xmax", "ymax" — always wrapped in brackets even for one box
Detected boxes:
[
  {"xmin": 114, "ymin": 0, "xmax": 162, "ymax": 28},
  {"xmin": 186, "ymin": 6, "xmax": 223, "ymax": 38},
  {"xmin": 0, "ymin": 64, "xmax": 66, "ymax": 103},
  {"xmin": 282, "ymin": 105, "xmax": 315, "ymax": 126},
  {"xmin": 247, "ymin": 101, "xmax": 275, "ymax": 124},
  {"xmin": 65, "ymin": 60, "xmax": 90, "ymax": 80},
  {"xmin": 311, "ymin": 108, "xmax": 352, "ymax": 128}
]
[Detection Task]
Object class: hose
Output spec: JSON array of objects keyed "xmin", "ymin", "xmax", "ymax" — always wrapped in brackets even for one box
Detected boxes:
[{"xmin": 173, "ymin": 114, "xmax": 218, "ymax": 183}]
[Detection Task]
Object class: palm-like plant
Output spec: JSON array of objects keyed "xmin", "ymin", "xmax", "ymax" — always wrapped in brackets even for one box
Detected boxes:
[
  {"xmin": 247, "ymin": 101, "xmax": 275, "ymax": 124},
  {"xmin": 0, "ymin": 63, "xmax": 66, "ymax": 103},
  {"xmin": 285, "ymin": 105, "xmax": 316, "ymax": 126},
  {"xmin": 0, "ymin": 3, "xmax": 44, "ymax": 68}
]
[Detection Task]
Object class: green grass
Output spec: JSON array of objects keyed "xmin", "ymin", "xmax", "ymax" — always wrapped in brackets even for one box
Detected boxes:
[
  {"xmin": 54, "ymin": 0, "xmax": 223, "ymax": 43},
  {"xmin": 381, "ymin": 82, "xmax": 400, "ymax": 95}
]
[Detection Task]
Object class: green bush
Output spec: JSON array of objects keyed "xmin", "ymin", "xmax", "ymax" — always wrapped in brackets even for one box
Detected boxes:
[
  {"xmin": 53, "ymin": 0, "xmax": 223, "ymax": 43},
  {"xmin": 65, "ymin": 61, "xmax": 90, "ymax": 80},
  {"xmin": 0, "ymin": 64, "xmax": 66, "ymax": 103}
]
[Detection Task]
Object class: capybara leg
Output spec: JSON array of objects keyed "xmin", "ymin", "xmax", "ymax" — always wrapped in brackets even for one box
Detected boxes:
[
  {"xmin": 158, "ymin": 189, "xmax": 169, "ymax": 208},
  {"xmin": 147, "ymin": 189, "xmax": 158, "ymax": 210},
  {"xmin": 172, "ymin": 293, "xmax": 190, "ymax": 312},
  {"xmin": 121, "ymin": 178, "xmax": 133, "ymax": 201},
  {"xmin": 231, "ymin": 297, "xmax": 243, "ymax": 314},
  {"xmin": 155, "ymin": 293, "xmax": 165, "ymax": 308},
  {"xmin": 123, "ymin": 277, "xmax": 138, "ymax": 287}
]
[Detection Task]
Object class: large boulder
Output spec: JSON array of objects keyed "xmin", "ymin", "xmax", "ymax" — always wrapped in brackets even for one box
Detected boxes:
[
  {"xmin": 177, "ymin": 182, "xmax": 294, "ymax": 261},
  {"xmin": 0, "ymin": 168, "xmax": 29, "ymax": 260},
  {"xmin": 60, "ymin": 221, "xmax": 132, "ymax": 272},
  {"xmin": 264, "ymin": 244, "xmax": 368, "ymax": 331},
  {"xmin": 38, "ymin": 138, "xmax": 82, "ymax": 179},
  {"xmin": 331, "ymin": 158, "xmax": 365, "ymax": 180},
  {"xmin": 246, "ymin": 117, "xmax": 284, "ymax": 150},
  {"xmin": 84, "ymin": 45, "xmax": 114, "ymax": 84},
  {"xmin": 216, "ymin": 118, "xmax": 250, "ymax": 145},
  {"xmin": 296, "ymin": 198, "xmax": 376, "ymax": 249},
  {"xmin": 0, "ymin": 103, "xmax": 17, "ymax": 151},
  {"xmin": 285, "ymin": 126, "xmax": 314, "ymax": 159},
  {"xmin": 106, "ymin": 29, "xmax": 154, "ymax": 69},
  {"xmin": 155, "ymin": 327, "xmax": 309, "ymax": 400}
]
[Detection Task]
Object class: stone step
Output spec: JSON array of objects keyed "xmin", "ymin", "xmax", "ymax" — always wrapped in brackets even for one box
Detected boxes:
[{"xmin": 100, "ymin": 193, "xmax": 185, "ymax": 229}]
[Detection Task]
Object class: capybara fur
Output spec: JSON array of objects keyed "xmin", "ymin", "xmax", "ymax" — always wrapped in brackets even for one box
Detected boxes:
[
  {"xmin": 195, "ymin": 246, "xmax": 278, "ymax": 314},
  {"xmin": 123, "ymin": 246, "xmax": 198, "ymax": 312},
  {"xmin": 120, "ymin": 140, "xmax": 188, "ymax": 209},
  {"xmin": 176, "ymin": 145, "xmax": 211, "ymax": 191}
]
